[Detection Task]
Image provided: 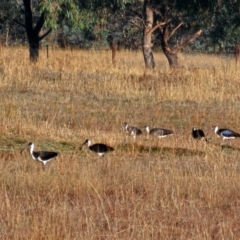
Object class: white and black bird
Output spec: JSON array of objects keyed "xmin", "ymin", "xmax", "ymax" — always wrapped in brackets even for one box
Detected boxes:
[
  {"xmin": 213, "ymin": 126, "xmax": 240, "ymax": 140},
  {"xmin": 80, "ymin": 139, "xmax": 114, "ymax": 157},
  {"xmin": 192, "ymin": 128, "xmax": 206, "ymax": 141},
  {"xmin": 123, "ymin": 122, "xmax": 142, "ymax": 138},
  {"xmin": 144, "ymin": 126, "xmax": 173, "ymax": 138},
  {"xmin": 21, "ymin": 142, "xmax": 58, "ymax": 170}
]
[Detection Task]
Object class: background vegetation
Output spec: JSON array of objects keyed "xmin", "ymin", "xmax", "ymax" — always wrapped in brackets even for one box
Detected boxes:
[
  {"xmin": 0, "ymin": 47, "xmax": 240, "ymax": 238},
  {"xmin": 0, "ymin": 0, "xmax": 240, "ymax": 52}
]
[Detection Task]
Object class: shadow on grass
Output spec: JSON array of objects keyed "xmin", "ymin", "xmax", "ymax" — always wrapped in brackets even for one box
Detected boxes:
[
  {"xmin": 116, "ymin": 143, "xmax": 206, "ymax": 157},
  {"xmin": 220, "ymin": 144, "xmax": 240, "ymax": 152}
]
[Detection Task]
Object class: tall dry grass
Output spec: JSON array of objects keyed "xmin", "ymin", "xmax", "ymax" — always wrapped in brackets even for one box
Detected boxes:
[{"xmin": 0, "ymin": 47, "xmax": 240, "ymax": 239}]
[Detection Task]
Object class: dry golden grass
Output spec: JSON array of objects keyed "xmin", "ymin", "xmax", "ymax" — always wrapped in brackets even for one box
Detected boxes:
[{"xmin": 0, "ymin": 47, "xmax": 240, "ymax": 239}]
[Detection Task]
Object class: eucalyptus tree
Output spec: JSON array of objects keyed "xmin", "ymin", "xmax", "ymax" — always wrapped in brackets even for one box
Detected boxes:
[
  {"xmin": 77, "ymin": 0, "xmax": 140, "ymax": 64},
  {"xmin": 81, "ymin": 0, "xmax": 140, "ymax": 48},
  {"xmin": 209, "ymin": 0, "xmax": 240, "ymax": 52},
  {"xmin": 142, "ymin": 0, "xmax": 216, "ymax": 68},
  {"xmin": 15, "ymin": 0, "xmax": 81, "ymax": 62},
  {"xmin": 16, "ymin": 0, "xmax": 138, "ymax": 62}
]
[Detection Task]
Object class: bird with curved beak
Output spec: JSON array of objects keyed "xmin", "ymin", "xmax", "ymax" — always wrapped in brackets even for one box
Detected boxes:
[
  {"xmin": 80, "ymin": 139, "xmax": 114, "ymax": 157},
  {"xmin": 21, "ymin": 142, "xmax": 58, "ymax": 170},
  {"xmin": 123, "ymin": 122, "xmax": 142, "ymax": 139}
]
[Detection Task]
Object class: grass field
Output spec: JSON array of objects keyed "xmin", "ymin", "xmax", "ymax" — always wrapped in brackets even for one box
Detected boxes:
[{"xmin": 0, "ymin": 47, "xmax": 240, "ymax": 239}]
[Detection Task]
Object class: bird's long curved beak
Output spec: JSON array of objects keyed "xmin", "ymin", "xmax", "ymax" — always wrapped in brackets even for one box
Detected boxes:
[
  {"xmin": 20, "ymin": 146, "xmax": 26, "ymax": 154},
  {"xmin": 79, "ymin": 140, "xmax": 88, "ymax": 150},
  {"xmin": 20, "ymin": 143, "xmax": 29, "ymax": 154}
]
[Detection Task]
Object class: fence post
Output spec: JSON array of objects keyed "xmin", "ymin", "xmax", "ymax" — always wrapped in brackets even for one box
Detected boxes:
[
  {"xmin": 235, "ymin": 44, "xmax": 239, "ymax": 65},
  {"xmin": 46, "ymin": 44, "xmax": 49, "ymax": 59}
]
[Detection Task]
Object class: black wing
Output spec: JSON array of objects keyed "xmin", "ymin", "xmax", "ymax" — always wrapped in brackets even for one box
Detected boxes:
[
  {"xmin": 135, "ymin": 128, "xmax": 142, "ymax": 135},
  {"xmin": 38, "ymin": 151, "xmax": 58, "ymax": 160},
  {"xmin": 192, "ymin": 129, "xmax": 205, "ymax": 139},
  {"xmin": 219, "ymin": 128, "xmax": 240, "ymax": 137},
  {"xmin": 90, "ymin": 144, "xmax": 114, "ymax": 153}
]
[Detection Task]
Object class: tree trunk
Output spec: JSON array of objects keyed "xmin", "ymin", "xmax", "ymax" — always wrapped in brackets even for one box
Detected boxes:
[
  {"xmin": 16, "ymin": 0, "xmax": 52, "ymax": 62},
  {"xmin": 161, "ymin": 24, "xmax": 179, "ymax": 68},
  {"xmin": 162, "ymin": 48, "xmax": 178, "ymax": 68},
  {"xmin": 28, "ymin": 35, "xmax": 40, "ymax": 63},
  {"xmin": 161, "ymin": 31, "xmax": 178, "ymax": 67},
  {"xmin": 161, "ymin": 23, "xmax": 202, "ymax": 68},
  {"xmin": 24, "ymin": 0, "xmax": 40, "ymax": 63},
  {"xmin": 107, "ymin": 35, "xmax": 118, "ymax": 66},
  {"xmin": 111, "ymin": 42, "xmax": 117, "ymax": 67},
  {"xmin": 142, "ymin": 0, "xmax": 155, "ymax": 69}
]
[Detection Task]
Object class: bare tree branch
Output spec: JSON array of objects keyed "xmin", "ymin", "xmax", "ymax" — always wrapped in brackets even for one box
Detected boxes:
[
  {"xmin": 154, "ymin": 9, "xmax": 163, "ymax": 18},
  {"xmin": 169, "ymin": 22, "xmax": 183, "ymax": 39},
  {"xmin": 130, "ymin": 19, "xmax": 142, "ymax": 29},
  {"xmin": 23, "ymin": 0, "xmax": 33, "ymax": 31},
  {"xmin": 147, "ymin": 19, "xmax": 171, "ymax": 35},
  {"xmin": 14, "ymin": 20, "xmax": 26, "ymax": 28},
  {"xmin": 39, "ymin": 29, "xmax": 52, "ymax": 41},
  {"xmin": 173, "ymin": 29, "xmax": 202, "ymax": 54}
]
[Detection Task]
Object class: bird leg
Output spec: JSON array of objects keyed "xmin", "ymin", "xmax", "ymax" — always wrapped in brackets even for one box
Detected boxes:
[{"xmin": 42, "ymin": 163, "xmax": 46, "ymax": 171}]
